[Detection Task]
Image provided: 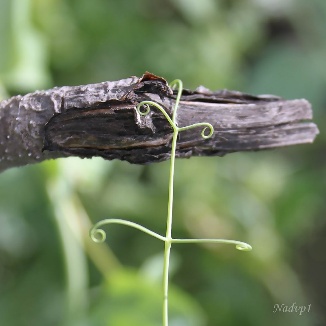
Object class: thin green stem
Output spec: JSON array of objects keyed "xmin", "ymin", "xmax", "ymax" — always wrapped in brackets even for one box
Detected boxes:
[
  {"xmin": 162, "ymin": 129, "xmax": 179, "ymax": 326},
  {"xmin": 161, "ymin": 79, "xmax": 183, "ymax": 326},
  {"xmin": 169, "ymin": 79, "xmax": 183, "ymax": 123}
]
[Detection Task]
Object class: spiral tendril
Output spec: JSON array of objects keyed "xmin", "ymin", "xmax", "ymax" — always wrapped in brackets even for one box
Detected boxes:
[
  {"xmin": 136, "ymin": 100, "xmax": 175, "ymax": 129},
  {"xmin": 236, "ymin": 243, "xmax": 253, "ymax": 251},
  {"xmin": 202, "ymin": 126, "xmax": 214, "ymax": 139},
  {"xmin": 139, "ymin": 104, "xmax": 150, "ymax": 116},
  {"xmin": 136, "ymin": 81, "xmax": 214, "ymax": 141},
  {"xmin": 90, "ymin": 228, "xmax": 106, "ymax": 243}
]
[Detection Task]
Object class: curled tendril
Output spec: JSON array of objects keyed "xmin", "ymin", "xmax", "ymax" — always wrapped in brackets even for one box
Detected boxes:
[
  {"xmin": 89, "ymin": 219, "xmax": 167, "ymax": 244},
  {"xmin": 136, "ymin": 79, "xmax": 214, "ymax": 141},
  {"xmin": 90, "ymin": 227, "xmax": 106, "ymax": 243},
  {"xmin": 236, "ymin": 243, "xmax": 252, "ymax": 251},
  {"xmin": 178, "ymin": 122, "xmax": 214, "ymax": 139},
  {"xmin": 138, "ymin": 104, "xmax": 151, "ymax": 116},
  {"xmin": 136, "ymin": 100, "xmax": 175, "ymax": 129},
  {"xmin": 201, "ymin": 126, "xmax": 214, "ymax": 139},
  {"xmin": 171, "ymin": 238, "xmax": 252, "ymax": 251}
]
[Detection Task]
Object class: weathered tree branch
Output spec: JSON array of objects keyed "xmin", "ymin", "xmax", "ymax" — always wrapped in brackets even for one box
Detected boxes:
[{"xmin": 0, "ymin": 72, "xmax": 319, "ymax": 172}]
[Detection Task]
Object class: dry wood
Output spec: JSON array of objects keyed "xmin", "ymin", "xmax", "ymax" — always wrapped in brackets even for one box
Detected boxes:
[{"xmin": 0, "ymin": 72, "xmax": 319, "ymax": 172}]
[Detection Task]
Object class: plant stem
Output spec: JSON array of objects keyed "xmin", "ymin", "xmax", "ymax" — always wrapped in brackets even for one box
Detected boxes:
[
  {"xmin": 162, "ymin": 129, "xmax": 178, "ymax": 326},
  {"xmin": 90, "ymin": 79, "xmax": 251, "ymax": 325}
]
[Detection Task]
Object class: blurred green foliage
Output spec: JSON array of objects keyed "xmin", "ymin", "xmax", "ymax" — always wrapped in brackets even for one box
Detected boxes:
[{"xmin": 0, "ymin": 0, "xmax": 325, "ymax": 325}]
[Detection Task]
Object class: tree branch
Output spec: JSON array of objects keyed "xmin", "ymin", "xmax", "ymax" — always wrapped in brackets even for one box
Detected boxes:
[{"xmin": 0, "ymin": 72, "xmax": 319, "ymax": 172}]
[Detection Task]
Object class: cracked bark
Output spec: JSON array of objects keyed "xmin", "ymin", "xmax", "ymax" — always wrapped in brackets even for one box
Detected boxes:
[{"xmin": 0, "ymin": 72, "xmax": 319, "ymax": 172}]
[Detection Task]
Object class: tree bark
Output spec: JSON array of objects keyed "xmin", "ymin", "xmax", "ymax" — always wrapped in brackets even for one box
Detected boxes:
[{"xmin": 0, "ymin": 72, "xmax": 319, "ymax": 172}]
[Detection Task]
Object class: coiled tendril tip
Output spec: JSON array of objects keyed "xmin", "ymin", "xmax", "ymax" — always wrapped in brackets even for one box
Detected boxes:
[
  {"xmin": 236, "ymin": 243, "xmax": 252, "ymax": 251},
  {"xmin": 90, "ymin": 227, "xmax": 106, "ymax": 243},
  {"xmin": 137, "ymin": 104, "xmax": 151, "ymax": 116},
  {"xmin": 169, "ymin": 79, "xmax": 183, "ymax": 90},
  {"xmin": 201, "ymin": 125, "xmax": 214, "ymax": 139}
]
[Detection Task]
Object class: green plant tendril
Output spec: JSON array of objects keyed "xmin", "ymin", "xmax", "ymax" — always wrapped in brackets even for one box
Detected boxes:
[
  {"xmin": 90, "ymin": 220, "xmax": 252, "ymax": 250},
  {"xmin": 90, "ymin": 78, "xmax": 252, "ymax": 326}
]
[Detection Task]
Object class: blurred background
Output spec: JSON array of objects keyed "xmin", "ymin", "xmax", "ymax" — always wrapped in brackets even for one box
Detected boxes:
[{"xmin": 0, "ymin": 0, "xmax": 325, "ymax": 325}]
